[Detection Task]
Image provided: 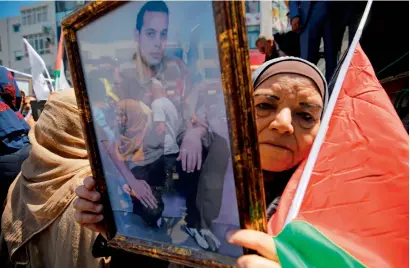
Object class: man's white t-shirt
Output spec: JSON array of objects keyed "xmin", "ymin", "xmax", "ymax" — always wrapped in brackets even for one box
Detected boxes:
[{"xmin": 151, "ymin": 97, "xmax": 180, "ymax": 155}]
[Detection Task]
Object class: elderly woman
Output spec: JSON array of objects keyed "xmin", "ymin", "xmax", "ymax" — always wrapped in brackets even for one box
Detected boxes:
[
  {"xmin": 72, "ymin": 57, "xmax": 328, "ymax": 267},
  {"xmin": 225, "ymin": 57, "xmax": 327, "ymax": 267}
]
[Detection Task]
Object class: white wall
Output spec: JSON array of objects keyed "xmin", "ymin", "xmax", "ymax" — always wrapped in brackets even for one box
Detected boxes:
[
  {"xmin": 0, "ymin": 1, "xmax": 58, "ymax": 75},
  {"xmin": 8, "ymin": 16, "xmax": 25, "ymax": 72},
  {"xmin": 0, "ymin": 18, "xmax": 11, "ymax": 66},
  {"xmin": 21, "ymin": 2, "xmax": 58, "ymax": 72},
  {"xmin": 260, "ymin": 0, "xmax": 273, "ymax": 38}
]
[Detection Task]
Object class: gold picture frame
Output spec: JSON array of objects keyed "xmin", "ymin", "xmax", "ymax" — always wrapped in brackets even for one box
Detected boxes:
[{"xmin": 62, "ymin": 1, "xmax": 266, "ymax": 267}]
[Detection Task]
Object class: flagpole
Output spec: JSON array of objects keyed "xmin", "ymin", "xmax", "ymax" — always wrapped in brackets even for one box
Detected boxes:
[
  {"xmin": 56, "ymin": 31, "xmax": 64, "ymax": 71},
  {"xmin": 54, "ymin": 31, "xmax": 71, "ymax": 91},
  {"xmin": 4, "ymin": 67, "xmax": 54, "ymax": 82},
  {"xmin": 55, "ymin": 31, "xmax": 65, "ymax": 89},
  {"xmin": 284, "ymin": 0, "xmax": 374, "ymax": 227}
]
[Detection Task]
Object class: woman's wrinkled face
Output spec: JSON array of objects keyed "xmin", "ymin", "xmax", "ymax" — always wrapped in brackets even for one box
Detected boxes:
[{"xmin": 254, "ymin": 73, "xmax": 323, "ymax": 172}]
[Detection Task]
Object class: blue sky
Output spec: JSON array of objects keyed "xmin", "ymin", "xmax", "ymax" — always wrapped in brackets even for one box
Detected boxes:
[{"xmin": 0, "ymin": 1, "xmax": 36, "ymax": 19}]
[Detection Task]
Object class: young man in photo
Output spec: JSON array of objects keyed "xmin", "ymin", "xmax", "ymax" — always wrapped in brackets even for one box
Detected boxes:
[{"xmin": 116, "ymin": 0, "xmax": 229, "ymax": 252}]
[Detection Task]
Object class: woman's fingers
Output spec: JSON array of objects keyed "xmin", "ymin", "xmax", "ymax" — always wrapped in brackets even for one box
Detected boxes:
[
  {"xmin": 82, "ymin": 223, "xmax": 106, "ymax": 234},
  {"xmin": 76, "ymin": 184, "xmax": 101, "ymax": 202},
  {"xmin": 227, "ymin": 230, "xmax": 278, "ymax": 261},
  {"xmin": 74, "ymin": 209, "xmax": 104, "ymax": 224},
  {"xmin": 83, "ymin": 176, "xmax": 96, "ymax": 190},
  {"xmin": 73, "ymin": 197, "xmax": 103, "ymax": 213},
  {"xmin": 236, "ymin": 255, "xmax": 281, "ymax": 268},
  {"xmin": 83, "ymin": 224, "xmax": 108, "ymax": 240}
]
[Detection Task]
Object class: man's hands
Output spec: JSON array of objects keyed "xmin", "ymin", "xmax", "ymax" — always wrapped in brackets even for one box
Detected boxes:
[
  {"xmin": 177, "ymin": 127, "xmax": 204, "ymax": 173},
  {"xmin": 122, "ymin": 179, "xmax": 157, "ymax": 209}
]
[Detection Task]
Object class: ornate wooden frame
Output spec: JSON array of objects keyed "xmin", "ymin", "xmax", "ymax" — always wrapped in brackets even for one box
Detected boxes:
[{"xmin": 62, "ymin": 1, "xmax": 266, "ymax": 267}]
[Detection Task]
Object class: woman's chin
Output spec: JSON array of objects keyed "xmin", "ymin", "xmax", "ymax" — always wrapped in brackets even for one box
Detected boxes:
[
  {"xmin": 259, "ymin": 145, "xmax": 295, "ymax": 171},
  {"xmin": 263, "ymin": 166, "xmax": 291, "ymax": 172},
  {"xmin": 261, "ymin": 158, "xmax": 294, "ymax": 172}
]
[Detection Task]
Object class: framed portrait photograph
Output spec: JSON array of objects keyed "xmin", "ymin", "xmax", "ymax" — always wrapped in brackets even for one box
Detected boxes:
[{"xmin": 62, "ymin": 1, "xmax": 265, "ymax": 267}]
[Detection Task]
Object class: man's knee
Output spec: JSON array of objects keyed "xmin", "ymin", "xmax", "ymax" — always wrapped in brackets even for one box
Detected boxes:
[
  {"xmin": 211, "ymin": 134, "xmax": 230, "ymax": 162},
  {"xmin": 132, "ymin": 189, "xmax": 164, "ymax": 226},
  {"xmin": 199, "ymin": 133, "xmax": 230, "ymax": 184}
]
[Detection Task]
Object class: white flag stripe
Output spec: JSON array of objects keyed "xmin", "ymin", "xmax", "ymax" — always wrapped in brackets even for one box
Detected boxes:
[
  {"xmin": 284, "ymin": 0, "xmax": 374, "ymax": 227},
  {"xmin": 4, "ymin": 67, "xmax": 54, "ymax": 82},
  {"xmin": 56, "ymin": 60, "xmax": 71, "ymax": 91},
  {"xmin": 23, "ymin": 38, "xmax": 54, "ymax": 100}
]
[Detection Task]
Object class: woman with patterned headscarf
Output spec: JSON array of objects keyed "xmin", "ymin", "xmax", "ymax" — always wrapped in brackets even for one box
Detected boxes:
[{"xmin": 0, "ymin": 66, "xmax": 31, "ymax": 210}]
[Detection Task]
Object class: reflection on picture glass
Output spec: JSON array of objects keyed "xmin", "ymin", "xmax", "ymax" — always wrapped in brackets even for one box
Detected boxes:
[{"xmin": 77, "ymin": 1, "xmax": 242, "ymax": 259}]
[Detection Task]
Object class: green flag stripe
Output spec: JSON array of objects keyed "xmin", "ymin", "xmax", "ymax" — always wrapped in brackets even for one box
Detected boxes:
[
  {"xmin": 54, "ymin": 70, "xmax": 61, "ymax": 87},
  {"xmin": 273, "ymin": 220, "xmax": 366, "ymax": 268}
]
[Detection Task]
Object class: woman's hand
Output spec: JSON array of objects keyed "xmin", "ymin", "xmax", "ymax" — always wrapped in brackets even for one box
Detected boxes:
[
  {"xmin": 26, "ymin": 115, "xmax": 36, "ymax": 128},
  {"xmin": 227, "ymin": 230, "xmax": 281, "ymax": 268},
  {"xmin": 73, "ymin": 176, "xmax": 106, "ymax": 235},
  {"xmin": 122, "ymin": 179, "xmax": 157, "ymax": 209}
]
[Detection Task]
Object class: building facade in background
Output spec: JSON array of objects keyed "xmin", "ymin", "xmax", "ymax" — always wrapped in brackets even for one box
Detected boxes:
[
  {"xmin": 0, "ymin": 1, "xmax": 84, "ymax": 80},
  {"xmin": 245, "ymin": 0, "xmax": 292, "ymax": 68},
  {"xmin": 0, "ymin": 2, "xmax": 57, "ymax": 76},
  {"xmin": 55, "ymin": 1, "xmax": 85, "ymax": 45},
  {"xmin": 245, "ymin": 0, "xmax": 291, "ymax": 50},
  {"xmin": 0, "ymin": 0, "xmax": 287, "ymax": 78}
]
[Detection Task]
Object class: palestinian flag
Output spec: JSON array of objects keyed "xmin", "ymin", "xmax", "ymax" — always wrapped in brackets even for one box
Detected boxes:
[
  {"xmin": 54, "ymin": 32, "xmax": 70, "ymax": 92},
  {"xmin": 268, "ymin": 2, "xmax": 408, "ymax": 267}
]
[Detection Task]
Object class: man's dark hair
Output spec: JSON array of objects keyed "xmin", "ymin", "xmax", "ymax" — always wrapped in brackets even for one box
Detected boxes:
[{"xmin": 136, "ymin": 1, "xmax": 169, "ymax": 32}]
